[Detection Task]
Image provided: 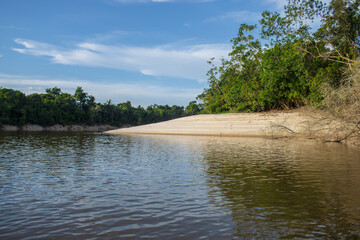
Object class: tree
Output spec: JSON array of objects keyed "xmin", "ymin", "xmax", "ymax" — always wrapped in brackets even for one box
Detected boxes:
[
  {"xmin": 46, "ymin": 87, "xmax": 62, "ymax": 97},
  {"xmin": 198, "ymin": 0, "xmax": 360, "ymax": 113},
  {"xmin": 0, "ymin": 87, "xmax": 186, "ymax": 127},
  {"xmin": 0, "ymin": 88, "xmax": 26, "ymax": 125},
  {"xmin": 74, "ymin": 87, "xmax": 87, "ymax": 109},
  {"xmin": 185, "ymin": 101, "xmax": 203, "ymax": 115},
  {"xmin": 314, "ymin": 0, "xmax": 360, "ymax": 69}
]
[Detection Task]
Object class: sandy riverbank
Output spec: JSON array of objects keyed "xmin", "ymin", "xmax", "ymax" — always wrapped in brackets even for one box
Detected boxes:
[
  {"xmin": 2, "ymin": 110, "xmax": 354, "ymax": 143},
  {"xmin": 106, "ymin": 110, "xmax": 345, "ymax": 139}
]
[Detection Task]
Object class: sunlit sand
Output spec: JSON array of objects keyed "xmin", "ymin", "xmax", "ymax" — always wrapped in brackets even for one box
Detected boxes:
[{"xmin": 106, "ymin": 111, "xmax": 325, "ymax": 137}]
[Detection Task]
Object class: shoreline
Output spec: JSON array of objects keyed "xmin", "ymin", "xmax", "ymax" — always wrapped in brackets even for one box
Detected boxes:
[
  {"xmin": 106, "ymin": 112, "xmax": 308, "ymax": 137},
  {"xmin": 2, "ymin": 110, "xmax": 357, "ymax": 145},
  {"xmin": 0, "ymin": 124, "xmax": 118, "ymax": 132},
  {"xmin": 106, "ymin": 110, "xmax": 357, "ymax": 144}
]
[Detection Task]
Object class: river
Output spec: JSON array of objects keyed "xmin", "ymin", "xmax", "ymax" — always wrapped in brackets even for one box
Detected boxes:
[{"xmin": 0, "ymin": 132, "xmax": 359, "ymax": 239}]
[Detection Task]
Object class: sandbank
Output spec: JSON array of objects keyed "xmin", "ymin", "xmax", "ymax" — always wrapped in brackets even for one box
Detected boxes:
[{"xmin": 106, "ymin": 110, "xmax": 335, "ymax": 138}]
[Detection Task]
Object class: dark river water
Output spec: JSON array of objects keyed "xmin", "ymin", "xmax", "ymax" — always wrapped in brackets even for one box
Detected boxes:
[{"xmin": 0, "ymin": 132, "xmax": 359, "ymax": 239}]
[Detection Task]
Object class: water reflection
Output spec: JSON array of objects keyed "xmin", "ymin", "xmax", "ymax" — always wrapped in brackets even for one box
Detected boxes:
[
  {"xmin": 132, "ymin": 135, "xmax": 360, "ymax": 238},
  {"xmin": 0, "ymin": 133, "xmax": 359, "ymax": 239},
  {"xmin": 200, "ymin": 137, "xmax": 360, "ymax": 238}
]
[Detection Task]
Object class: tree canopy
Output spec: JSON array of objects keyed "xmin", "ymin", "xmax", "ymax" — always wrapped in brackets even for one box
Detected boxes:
[
  {"xmin": 0, "ymin": 87, "xmax": 194, "ymax": 127},
  {"xmin": 197, "ymin": 0, "xmax": 360, "ymax": 113}
]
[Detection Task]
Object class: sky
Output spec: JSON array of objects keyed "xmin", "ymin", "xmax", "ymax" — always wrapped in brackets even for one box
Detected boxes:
[{"xmin": 0, "ymin": 0, "xmax": 286, "ymax": 107}]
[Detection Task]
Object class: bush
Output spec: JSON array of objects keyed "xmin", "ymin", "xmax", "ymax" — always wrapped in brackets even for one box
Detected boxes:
[{"xmin": 321, "ymin": 61, "xmax": 360, "ymax": 123}]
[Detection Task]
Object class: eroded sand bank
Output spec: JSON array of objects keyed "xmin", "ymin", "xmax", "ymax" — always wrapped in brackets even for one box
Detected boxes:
[{"xmin": 106, "ymin": 111, "xmax": 334, "ymax": 137}]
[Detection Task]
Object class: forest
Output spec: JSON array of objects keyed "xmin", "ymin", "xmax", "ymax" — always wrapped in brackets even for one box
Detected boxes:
[
  {"xmin": 0, "ymin": 86, "xmax": 197, "ymax": 127},
  {"xmin": 1, "ymin": 0, "xmax": 359, "ymax": 128},
  {"xmin": 197, "ymin": 0, "xmax": 359, "ymax": 114}
]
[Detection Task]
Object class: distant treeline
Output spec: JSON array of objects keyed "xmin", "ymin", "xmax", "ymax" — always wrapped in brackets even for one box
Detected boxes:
[{"xmin": 0, "ymin": 87, "xmax": 203, "ymax": 127}]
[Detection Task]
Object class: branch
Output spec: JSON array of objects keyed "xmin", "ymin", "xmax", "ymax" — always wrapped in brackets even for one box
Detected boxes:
[
  {"xmin": 271, "ymin": 123, "xmax": 296, "ymax": 134},
  {"xmin": 300, "ymin": 42, "xmax": 356, "ymax": 70}
]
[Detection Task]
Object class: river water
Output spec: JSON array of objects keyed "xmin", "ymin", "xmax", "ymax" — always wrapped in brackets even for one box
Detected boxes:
[{"xmin": 0, "ymin": 132, "xmax": 359, "ymax": 239}]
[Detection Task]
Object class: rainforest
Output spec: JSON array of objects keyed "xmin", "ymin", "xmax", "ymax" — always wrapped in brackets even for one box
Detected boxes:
[{"xmin": 197, "ymin": 0, "xmax": 359, "ymax": 116}]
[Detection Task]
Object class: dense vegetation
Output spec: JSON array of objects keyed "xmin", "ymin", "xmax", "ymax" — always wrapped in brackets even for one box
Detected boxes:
[
  {"xmin": 1, "ymin": 0, "xmax": 358, "ymax": 128},
  {"xmin": 197, "ymin": 0, "xmax": 359, "ymax": 113},
  {"xmin": 0, "ymin": 87, "xmax": 190, "ymax": 127}
]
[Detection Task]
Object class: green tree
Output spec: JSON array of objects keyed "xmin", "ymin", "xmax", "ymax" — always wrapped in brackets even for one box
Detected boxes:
[
  {"xmin": 185, "ymin": 101, "xmax": 203, "ymax": 115},
  {"xmin": 0, "ymin": 87, "xmax": 186, "ymax": 127},
  {"xmin": 314, "ymin": 0, "xmax": 360, "ymax": 69},
  {"xmin": 198, "ymin": 0, "xmax": 360, "ymax": 113},
  {"xmin": 0, "ymin": 88, "xmax": 27, "ymax": 125},
  {"xmin": 46, "ymin": 87, "xmax": 62, "ymax": 97},
  {"xmin": 74, "ymin": 87, "xmax": 87, "ymax": 109}
]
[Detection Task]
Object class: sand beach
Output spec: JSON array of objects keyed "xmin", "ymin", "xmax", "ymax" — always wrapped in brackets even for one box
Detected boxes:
[{"xmin": 106, "ymin": 110, "xmax": 333, "ymax": 138}]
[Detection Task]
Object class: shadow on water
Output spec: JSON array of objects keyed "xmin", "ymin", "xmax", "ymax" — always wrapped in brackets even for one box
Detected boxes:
[{"xmin": 199, "ymin": 137, "xmax": 360, "ymax": 239}]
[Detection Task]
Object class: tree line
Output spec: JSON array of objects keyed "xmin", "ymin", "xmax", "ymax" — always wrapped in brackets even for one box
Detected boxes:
[
  {"xmin": 0, "ymin": 86, "xmax": 202, "ymax": 127},
  {"xmin": 197, "ymin": 0, "xmax": 359, "ymax": 113},
  {"xmin": 3, "ymin": 0, "xmax": 358, "ymax": 126}
]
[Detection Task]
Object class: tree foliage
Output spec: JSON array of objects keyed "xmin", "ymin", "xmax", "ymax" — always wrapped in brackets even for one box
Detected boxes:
[
  {"xmin": 198, "ymin": 0, "xmax": 360, "ymax": 113},
  {"xmin": 0, "ymin": 87, "xmax": 189, "ymax": 127}
]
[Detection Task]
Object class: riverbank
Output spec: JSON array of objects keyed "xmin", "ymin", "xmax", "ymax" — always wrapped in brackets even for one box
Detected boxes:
[
  {"xmin": 106, "ymin": 109, "xmax": 359, "ymax": 144},
  {"xmin": 0, "ymin": 124, "xmax": 118, "ymax": 132}
]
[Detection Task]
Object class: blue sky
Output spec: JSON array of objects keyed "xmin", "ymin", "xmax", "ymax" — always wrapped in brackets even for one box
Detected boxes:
[{"xmin": 0, "ymin": 0, "xmax": 285, "ymax": 106}]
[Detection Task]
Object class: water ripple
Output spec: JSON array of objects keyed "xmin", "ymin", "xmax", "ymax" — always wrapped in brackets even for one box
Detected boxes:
[{"xmin": 0, "ymin": 132, "xmax": 360, "ymax": 238}]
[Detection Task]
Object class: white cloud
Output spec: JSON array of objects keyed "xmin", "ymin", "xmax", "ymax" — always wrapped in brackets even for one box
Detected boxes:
[
  {"xmin": 0, "ymin": 73, "xmax": 201, "ymax": 106},
  {"xmin": 13, "ymin": 39, "xmax": 230, "ymax": 82},
  {"xmin": 206, "ymin": 10, "xmax": 262, "ymax": 23}
]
